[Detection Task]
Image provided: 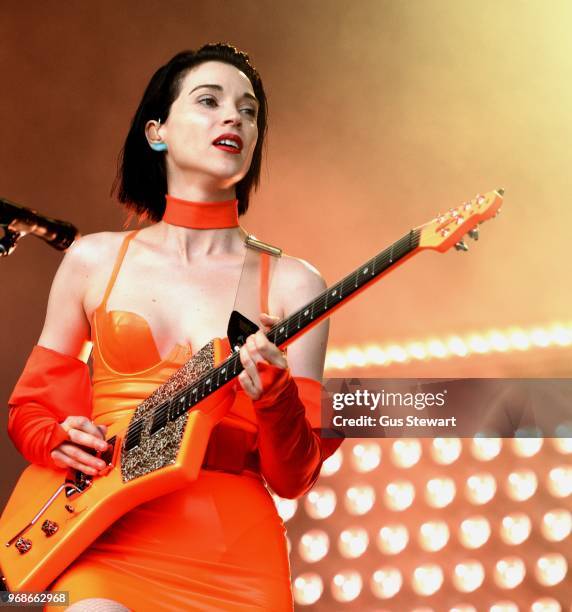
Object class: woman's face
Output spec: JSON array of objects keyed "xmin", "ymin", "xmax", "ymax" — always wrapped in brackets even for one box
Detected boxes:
[{"xmin": 157, "ymin": 61, "xmax": 259, "ymax": 190}]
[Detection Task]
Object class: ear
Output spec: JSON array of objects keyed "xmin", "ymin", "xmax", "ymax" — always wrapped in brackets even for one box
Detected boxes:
[{"xmin": 144, "ymin": 119, "xmax": 163, "ymax": 147}]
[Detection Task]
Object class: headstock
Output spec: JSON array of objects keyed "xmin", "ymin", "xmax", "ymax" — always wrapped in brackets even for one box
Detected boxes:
[{"xmin": 417, "ymin": 188, "xmax": 504, "ymax": 253}]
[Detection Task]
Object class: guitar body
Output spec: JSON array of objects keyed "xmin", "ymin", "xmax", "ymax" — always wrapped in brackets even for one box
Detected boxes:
[{"xmin": 0, "ymin": 340, "xmax": 236, "ymax": 592}]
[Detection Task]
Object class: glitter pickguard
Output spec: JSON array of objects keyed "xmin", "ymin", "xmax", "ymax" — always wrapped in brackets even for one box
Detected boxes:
[{"xmin": 120, "ymin": 340, "xmax": 215, "ymax": 482}]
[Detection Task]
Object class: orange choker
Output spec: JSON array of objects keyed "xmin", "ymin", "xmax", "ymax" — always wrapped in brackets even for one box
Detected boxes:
[{"xmin": 163, "ymin": 194, "xmax": 239, "ymax": 229}]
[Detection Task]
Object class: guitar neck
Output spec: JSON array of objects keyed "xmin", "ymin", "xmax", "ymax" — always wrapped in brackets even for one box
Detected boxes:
[{"xmin": 161, "ymin": 228, "xmax": 421, "ymax": 422}]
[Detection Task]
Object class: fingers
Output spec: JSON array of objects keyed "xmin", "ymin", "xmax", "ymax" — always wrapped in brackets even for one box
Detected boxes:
[
  {"xmin": 55, "ymin": 415, "xmax": 109, "ymax": 474},
  {"xmin": 260, "ymin": 312, "xmax": 280, "ymax": 332},
  {"xmin": 50, "ymin": 444, "xmax": 107, "ymax": 475},
  {"xmin": 61, "ymin": 416, "xmax": 108, "ymax": 451},
  {"xmin": 238, "ymin": 330, "xmax": 288, "ymax": 400}
]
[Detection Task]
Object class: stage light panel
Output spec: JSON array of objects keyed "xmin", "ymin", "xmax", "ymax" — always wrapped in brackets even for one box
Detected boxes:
[
  {"xmin": 535, "ymin": 553, "xmax": 568, "ymax": 586},
  {"xmin": 540, "ymin": 508, "xmax": 572, "ymax": 542},
  {"xmin": 418, "ymin": 520, "xmax": 450, "ymax": 552},
  {"xmin": 411, "ymin": 563, "xmax": 444, "ymax": 596}
]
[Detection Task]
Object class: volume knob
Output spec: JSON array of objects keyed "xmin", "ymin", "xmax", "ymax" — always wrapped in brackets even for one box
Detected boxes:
[
  {"xmin": 15, "ymin": 537, "xmax": 32, "ymax": 554},
  {"xmin": 41, "ymin": 519, "xmax": 59, "ymax": 537}
]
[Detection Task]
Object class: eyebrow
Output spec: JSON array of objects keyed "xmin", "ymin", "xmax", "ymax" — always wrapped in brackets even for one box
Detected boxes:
[{"xmin": 190, "ymin": 84, "xmax": 258, "ymax": 104}]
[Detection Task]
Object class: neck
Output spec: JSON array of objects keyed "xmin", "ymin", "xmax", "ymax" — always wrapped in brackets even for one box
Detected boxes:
[
  {"xmin": 155, "ymin": 224, "xmax": 247, "ymax": 259},
  {"xmin": 157, "ymin": 192, "xmax": 244, "ymax": 259}
]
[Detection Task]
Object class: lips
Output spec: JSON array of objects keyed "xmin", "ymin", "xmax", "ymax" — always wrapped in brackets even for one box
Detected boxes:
[{"xmin": 212, "ymin": 133, "xmax": 243, "ymax": 154}]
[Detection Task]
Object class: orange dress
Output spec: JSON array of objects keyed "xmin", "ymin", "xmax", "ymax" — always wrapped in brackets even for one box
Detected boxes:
[{"xmin": 49, "ymin": 231, "xmax": 295, "ymax": 611}]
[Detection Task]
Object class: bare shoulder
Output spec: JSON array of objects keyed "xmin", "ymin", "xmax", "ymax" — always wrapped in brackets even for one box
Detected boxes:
[
  {"xmin": 61, "ymin": 230, "xmax": 130, "ymax": 272},
  {"xmin": 273, "ymin": 253, "xmax": 327, "ymax": 313}
]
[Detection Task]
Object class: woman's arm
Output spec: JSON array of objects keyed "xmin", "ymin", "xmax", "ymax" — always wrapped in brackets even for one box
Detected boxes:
[
  {"xmin": 239, "ymin": 256, "xmax": 340, "ymax": 499},
  {"xmin": 7, "ymin": 235, "xmax": 110, "ymax": 472}
]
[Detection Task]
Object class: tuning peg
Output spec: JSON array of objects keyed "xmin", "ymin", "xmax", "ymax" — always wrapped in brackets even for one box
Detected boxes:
[
  {"xmin": 455, "ymin": 240, "xmax": 469, "ymax": 252},
  {"xmin": 468, "ymin": 228, "xmax": 479, "ymax": 240}
]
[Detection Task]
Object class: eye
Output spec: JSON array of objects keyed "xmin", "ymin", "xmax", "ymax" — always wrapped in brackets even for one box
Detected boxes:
[
  {"xmin": 198, "ymin": 95, "xmax": 218, "ymax": 107},
  {"xmin": 240, "ymin": 107, "xmax": 257, "ymax": 117}
]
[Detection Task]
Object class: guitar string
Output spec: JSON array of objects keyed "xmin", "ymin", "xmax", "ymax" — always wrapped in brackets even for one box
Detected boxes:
[
  {"xmin": 124, "ymin": 230, "xmax": 418, "ymax": 448},
  {"xmin": 124, "ymin": 229, "xmax": 420, "ymax": 447}
]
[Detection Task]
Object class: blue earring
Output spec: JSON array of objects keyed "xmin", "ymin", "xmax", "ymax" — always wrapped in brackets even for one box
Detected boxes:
[{"xmin": 149, "ymin": 118, "xmax": 167, "ymax": 151}]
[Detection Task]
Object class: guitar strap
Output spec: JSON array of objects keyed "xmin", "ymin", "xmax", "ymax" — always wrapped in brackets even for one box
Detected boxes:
[{"xmin": 227, "ymin": 234, "xmax": 282, "ymax": 351}]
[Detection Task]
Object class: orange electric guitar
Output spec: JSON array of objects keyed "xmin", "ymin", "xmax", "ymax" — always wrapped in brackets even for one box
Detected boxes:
[{"xmin": 0, "ymin": 189, "xmax": 504, "ymax": 591}]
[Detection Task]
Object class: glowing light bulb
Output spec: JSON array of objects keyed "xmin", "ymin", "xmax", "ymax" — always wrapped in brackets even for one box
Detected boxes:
[
  {"xmin": 541, "ymin": 509, "xmax": 572, "ymax": 542},
  {"xmin": 391, "ymin": 439, "xmax": 422, "ymax": 468},
  {"xmin": 350, "ymin": 442, "xmax": 381, "ymax": 473},
  {"xmin": 431, "ymin": 437, "xmax": 462, "ymax": 465},
  {"xmin": 494, "ymin": 557, "xmax": 526, "ymax": 589},
  {"xmin": 499, "ymin": 513, "xmax": 531, "ymax": 545},
  {"xmin": 272, "ymin": 495, "xmax": 297, "ymax": 522},
  {"xmin": 384, "ymin": 480, "xmax": 415, "ymax": 511},
  {"xmin": 452, "ymin": 560, "xmax": 485, "ymax": 593},
  {"xmin": 547, "ymin": 465, "xmax": 572, "ymax": 497},
  {"xmin": 511, "ymin": 437, "xmax": 543, "ymax": 457},
  {"xmin": 370, "ymin": 567, "xmax": 402, "ymax": 599},
  {"xmin": 345, "ymin": 484, "xmax": 375, "ymax": 515},
  {"xmin": 304, "ymin": 486, "xmax": 336, "ymax": 519},
  {"xmin": 530, "ymin": 597, "xmax": 562, "ymax": 612},
  {"xmin": 489, "ymin": 603, "xmax": 519, "ymax": 612},
  {"xmin": 505, "ymin": 469, "xmax": 537, "ymax": 501},
  {"xmin": 471, "ymin": 437, "xmax": 502, "ymax": 461},
  {"xmin": 331, "ymin": 570, "xmax": 362, "ymax": 602},
  {"xmin": 321, "ymin": 447, "xmax": 343, "ymax": 476},
  {"xmin": 293, "ymin": 572, "xmax": 323, "ymax": 605},
  {"xmin": 298, "ymin": 529, "xmax": 329, "ymax": 563},
  {"xmin": 465, "ymin": 473, "xmax": 496, "ymax": 505},
  {"xmin": 535, "ymin": 553, "xmax": 568, "ymax": 586},
  {"xmin": 377, "ymin": 524, "xmax": 409, "ymax": 555},
  {"xmin": 411, "ymin": 564, "xmax": 444, "ymax": 596},
  {"xmin": 551, "ymin": 435, "xmax": 572, "ymax": 454},
  {"xmin": 418, "ymin": 521, "xmax": 450, "ymax": 552},
  {"xmin": 425, "ymin": 477, "xmax": 456, "ymax": 508},
  {"xmin": 338, "ymin": 527, "xmax": 368, "ymax": 559},
  {"xmin": 458, "ymin": 516, "xmax": 491, "ymax": 549}
]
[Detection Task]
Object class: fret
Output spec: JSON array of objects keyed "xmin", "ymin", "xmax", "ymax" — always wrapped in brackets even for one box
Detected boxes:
[{"xmin": 172, "ymin": 393, "xmax": 188, "ymax": 419}]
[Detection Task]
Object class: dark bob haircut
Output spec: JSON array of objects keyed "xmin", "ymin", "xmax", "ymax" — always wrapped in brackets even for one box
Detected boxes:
[{"xmin": 114, "ymin": 43, "xmax": 267, "ymax": 221}]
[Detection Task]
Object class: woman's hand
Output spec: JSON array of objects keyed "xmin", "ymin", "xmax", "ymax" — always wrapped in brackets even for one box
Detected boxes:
[
  {"xmin": 238, "ymin": 313, "xmax": 287, "ymax": 400},
  {"xmin": 50, "ymin": 416, "xmax": 108, "ymax": 475}
]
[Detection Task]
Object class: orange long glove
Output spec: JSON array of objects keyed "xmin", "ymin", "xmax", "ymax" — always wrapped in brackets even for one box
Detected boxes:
[
  {"xmin": 7, "ymin": 345, "xmax": 93, "ymax": 468},
  {"xmin": 253, "ymin": 361, "xmax": 344, "ymax": 499}
]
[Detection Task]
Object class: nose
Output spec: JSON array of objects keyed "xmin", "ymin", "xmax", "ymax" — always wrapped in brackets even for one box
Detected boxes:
[{"xmin": 222, "ymin": 105, "xmax": 242, "ymax": 126}]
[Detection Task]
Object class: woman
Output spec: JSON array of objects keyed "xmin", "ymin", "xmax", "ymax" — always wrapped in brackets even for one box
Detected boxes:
[{"xmin": 7, "ymin": 44, "xmax": 341, "ymax": 611}]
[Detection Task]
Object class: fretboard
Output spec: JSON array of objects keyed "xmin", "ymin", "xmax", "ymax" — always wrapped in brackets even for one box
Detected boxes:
[{"xmin": 124, "ymin": 228, "xmax": 420, "ymax": 450}]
